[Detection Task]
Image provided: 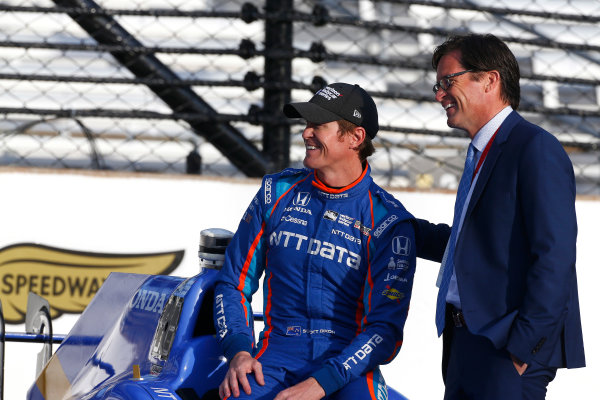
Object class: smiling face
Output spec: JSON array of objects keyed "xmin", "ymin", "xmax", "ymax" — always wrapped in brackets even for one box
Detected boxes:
[
  {"xmin": 434, "ymin": 50, "xmax": 489, "ymax": 138},
  {"xmin": 302, "ymin": 121, "xmax": 347, "ymax": 170},
  {"xmin": 301, "ymin": 120, "xmax": 364, "ymax": 186}
]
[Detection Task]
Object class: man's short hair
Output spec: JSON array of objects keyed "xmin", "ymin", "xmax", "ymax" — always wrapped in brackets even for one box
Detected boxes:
[
  {"xmin": 337, "ymin": 119, "xmax": 375, "ymax": 161},
  {"xmin": 432, "ymin": 34, "xmax": 520, "ymax": 110}
]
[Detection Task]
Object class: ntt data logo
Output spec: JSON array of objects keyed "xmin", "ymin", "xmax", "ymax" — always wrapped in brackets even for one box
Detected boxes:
[{"xmin": 0, "ymin": 243, "xmax": 183, "ymax": 324}]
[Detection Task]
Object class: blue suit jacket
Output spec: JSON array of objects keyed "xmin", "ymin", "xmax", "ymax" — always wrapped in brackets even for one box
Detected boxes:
[{"xmin": 416, "ymin": 111, "xmax": 585, "ymax": 368}]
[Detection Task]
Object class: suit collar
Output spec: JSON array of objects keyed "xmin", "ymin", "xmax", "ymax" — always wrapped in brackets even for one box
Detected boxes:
[
  {"xmin": 472, "ymin": 106, "xmax": 513, "ymax": 153},
  {"xmin": 464, "ymin": 110, "xmax": 523, "ymax": 218},
  {"xmin": 491, "ymin": 110, "xmax": 522, "ymax": 145}
]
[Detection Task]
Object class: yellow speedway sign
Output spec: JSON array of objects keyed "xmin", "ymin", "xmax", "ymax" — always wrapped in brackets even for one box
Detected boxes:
[{"xmin": 0, "ymin": 243, "xmax": 183, "ymax": 324}]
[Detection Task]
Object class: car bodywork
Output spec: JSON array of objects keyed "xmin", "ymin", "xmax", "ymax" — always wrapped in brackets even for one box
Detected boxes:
[{"xmin": 17, "ymin": 228, "xmax": 408, "ymax": 400}]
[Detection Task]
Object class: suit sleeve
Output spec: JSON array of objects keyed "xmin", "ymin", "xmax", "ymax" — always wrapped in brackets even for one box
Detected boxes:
[
  {"xmin": 213, "ymin": 185, "xmax": 268, "ymax": 361},
  {"xmin": 506, "ymin": 131, "xmax": 578, "ymax": 364},
  {"xmin": 413, "ymin": 218, "xmax": 451, "ymax": 262},
  {"xmin": 310, "ymin": 218, "xmax": 416, "ymax": 395}
]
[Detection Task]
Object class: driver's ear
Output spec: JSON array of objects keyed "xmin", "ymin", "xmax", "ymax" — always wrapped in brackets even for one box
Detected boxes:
[{"xmin": 350, "ymin": 126, "xmax": 366, "ymax": 149}]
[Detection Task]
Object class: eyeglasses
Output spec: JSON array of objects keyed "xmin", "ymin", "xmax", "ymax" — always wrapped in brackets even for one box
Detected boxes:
[{"xmin": 432, "ymin": 70, "xmax": 473, "ymax": 94}]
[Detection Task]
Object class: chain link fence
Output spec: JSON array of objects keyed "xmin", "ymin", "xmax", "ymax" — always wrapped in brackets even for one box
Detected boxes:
[{"xmin": 1, "ymin": 0, "xmax": 599, "ymax": 194}]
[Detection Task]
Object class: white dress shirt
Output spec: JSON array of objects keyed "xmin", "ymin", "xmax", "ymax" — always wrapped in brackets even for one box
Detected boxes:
[{"xmin": 446, "ymin": 105, "xmax": 513, "ymax": 309}]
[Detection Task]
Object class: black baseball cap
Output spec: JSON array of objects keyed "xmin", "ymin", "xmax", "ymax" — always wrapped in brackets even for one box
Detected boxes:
[{"xmin": 283, "ymin": 82, "xmax": 379, "ymax": 138}]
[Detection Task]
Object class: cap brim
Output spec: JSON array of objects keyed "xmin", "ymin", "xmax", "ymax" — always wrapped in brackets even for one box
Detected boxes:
[{"xmin": 283, "ymin": 102, "xmax": 341, "ymax": 124}]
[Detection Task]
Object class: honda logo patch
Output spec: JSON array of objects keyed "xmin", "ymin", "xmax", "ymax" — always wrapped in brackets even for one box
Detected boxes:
[
  {"xmin": 392, "ymin": 236, "xmax": 411, "ymax": 256},
  {"xmin": 293, "ymin": 192, "xmax": 311, "ymax": 207}
]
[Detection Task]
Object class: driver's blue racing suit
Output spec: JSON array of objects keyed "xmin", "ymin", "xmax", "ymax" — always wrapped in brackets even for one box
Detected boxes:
[{"xmin": 214, "ymin": 165, "xmax": 416, "ymax": 399}]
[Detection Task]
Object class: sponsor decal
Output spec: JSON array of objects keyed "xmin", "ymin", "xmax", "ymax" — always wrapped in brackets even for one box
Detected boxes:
[
  {"xmin": 392, "ymin": 236, "xmax": 411, "ymax": 256},
  {"xmin": 354, "ymin": 220, "xmax": 371, "ymax": 237},
  {"xmin": 215, "ymin": 293, "xmax": 228, "ymax": 339},
  {"xmin": 382, "ymin": 285, "xmax": 405, "ymax": 303},
  {"xmin": 305, "ymin": 328, "xmax": 335, "ymax": 335},
  {"xmin": 337, "ymin": 214, "xmax": 355, "ymax": 226},
  {"xmin": 319, "ymin": 191, "xmax": 349, "ymax": 200},
  {"xmin": 286, "ymin": 326, "xmax": 336, "ymax": 336},
  {"xmin": 353, "ymin": 109, "xmax": 361, "ymax": 118},
  {"xmin": 384, "ymin": 272, "xmax": 408, "ymax": 283},
  {"xmin": 323, "ymin": 210, "xmax": 339, "ymax": 221},
  {"xmin": 243, "ymin": 211, "xmax": 253, "ymax": 224},
  {"xmin": 316, "ymin": 85, "xmax": 342, "ymax": 101},
  {"xmin": 293, "ymin": 192, "xmax": 311, "ymax": 207},
  {"xmin": 150, "ymin": 387, "xmax": 178, "ymax": 399},
  {"xmin": 264, "ymin": 177, "xmax": 272, "ymax": 204},
  {"xmin": 331, "ymin": 228, "xmax": 361, "ymax": 245},
  {"xmin": 269, "ymin": 230, "xmax": 361, "ymax": 270},
  {"xmin": 247, "ymin": 196, "xmax": 257, "ymax": 211},
  {"xmin": 283, "ymin": 206, "xmax": 312, "ymax": 215},
  {"xmin": 151, "ymin": 364, "xmax": 163, "ymax": 376},
  {"xmin": 387, "ymin": 257, "xmax": 409, "ymax": 271},
  {"xmin": 387, "ymin": 257, "xmax": 395, "ymax": 269},
  {"xmin": 173, "ymin": 276, "xmax": 198, "ymax": 297},
  {"xmin": 286, "ymin": 326, "xmax": 302, "ymax": 336},
  {"xmin": 377, "ymin": 371, "xmax": 388, "ymax": 400},
  {"xmin": 373, "ymin": 215, "xmax": 398, "ymax": 238},
  {"xmin": 376, "ymin": 189, "xmax": 399, "ymax": 208},
  {"xmin": 281, "ymin": 214, "xmax": 308, "ymax": 226},
  {"xmin": 343, "ymin": 334, "xmax": 383, "ymax": 370},
  {"xmin": 131, "ymin": 289, "xmax": 167, "ymax": 314},
  {"xmin": 0, "ymin": 243, "xmax": 182, "ymax": 324}
]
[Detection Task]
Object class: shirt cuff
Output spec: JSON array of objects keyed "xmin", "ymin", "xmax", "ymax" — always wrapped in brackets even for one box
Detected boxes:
[
  {"xmin": 311, "ymin": 365, "xmax": 345, "ymax": 396},
  {"xmin": 221, "ymin": 333, "xmax": 254, "ymax": 361}
]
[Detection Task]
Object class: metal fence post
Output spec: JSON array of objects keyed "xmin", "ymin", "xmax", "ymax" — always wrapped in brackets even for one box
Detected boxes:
[{"xmin": 263, "ymin": 0, "xmax": 294, "ymax": 172}]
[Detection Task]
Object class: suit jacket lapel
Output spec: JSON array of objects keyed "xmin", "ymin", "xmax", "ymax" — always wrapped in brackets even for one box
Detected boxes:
[{"xmin": 464, "ymin": 111, "xmax": 523, "ymax": 220}]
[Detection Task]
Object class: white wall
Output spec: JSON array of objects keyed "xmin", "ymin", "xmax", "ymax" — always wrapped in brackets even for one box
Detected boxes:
[{"xmin": 1, "ymin": 169, "xmax": 596, "ymax": 399}]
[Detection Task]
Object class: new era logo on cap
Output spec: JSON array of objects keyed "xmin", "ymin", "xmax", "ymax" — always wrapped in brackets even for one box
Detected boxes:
[{"xmin": 283, "ymin": 82, "xmax": 379, "ymax": 138}]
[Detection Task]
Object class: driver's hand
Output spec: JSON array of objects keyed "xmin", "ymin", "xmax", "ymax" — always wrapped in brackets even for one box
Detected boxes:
[{"xmin": 219, "ymin": 351, "xmax": 265, "ymax": 399}]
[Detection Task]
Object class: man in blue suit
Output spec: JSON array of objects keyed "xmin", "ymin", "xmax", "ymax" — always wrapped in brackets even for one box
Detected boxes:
[{"xmin": 416, "ymin": 34, "xmax": 585, "ymax": 399}]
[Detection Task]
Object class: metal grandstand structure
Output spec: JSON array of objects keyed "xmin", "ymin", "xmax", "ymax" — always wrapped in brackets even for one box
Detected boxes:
[{"xmin": 0, "ymin": 0, "xmax": 599, "ymax": 193}]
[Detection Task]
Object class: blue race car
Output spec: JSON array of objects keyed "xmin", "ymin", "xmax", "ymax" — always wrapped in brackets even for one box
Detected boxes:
[{"xmin": 24, "ymin": 229, "xmax": 408, "ymax": 400}]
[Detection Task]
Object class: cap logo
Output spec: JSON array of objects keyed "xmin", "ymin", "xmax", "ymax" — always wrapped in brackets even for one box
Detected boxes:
[
  {"xmin": 316, "ymin": 86, "xmax": 342, "ymax": 101},
  {"xmin": 353, "ymin": 109, "xmax": 361, "ymax": 118}
]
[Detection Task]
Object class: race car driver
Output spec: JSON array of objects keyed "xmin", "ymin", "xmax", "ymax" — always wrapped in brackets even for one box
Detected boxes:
[{"xmin": 213, "ymin": 82, "xmax": 416, "ymax": 400}]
